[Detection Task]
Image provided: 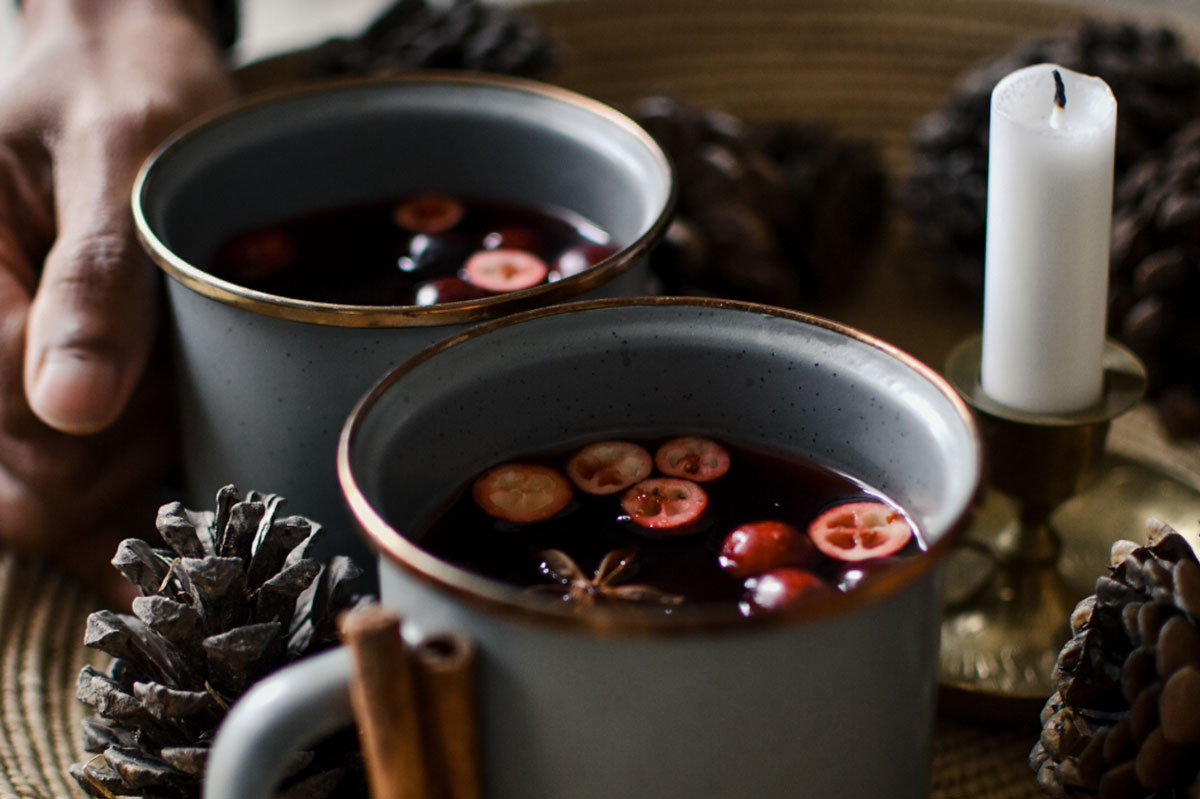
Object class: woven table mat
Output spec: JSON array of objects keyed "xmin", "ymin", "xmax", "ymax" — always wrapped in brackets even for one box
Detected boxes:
[
  {"xmin": 933, "ymin": 719, "xmax": 1044, "ymax": 799},
  {"xmin": 0, "ymin": 557, "xmax": 104, "ymax": 799},
  {"xmin": 0, "ymin": 552, "xmax": 1044, "ymax": 799}
]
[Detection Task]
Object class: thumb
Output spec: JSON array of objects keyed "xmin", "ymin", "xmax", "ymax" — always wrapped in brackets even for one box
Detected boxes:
[{"xmin": 24, "ymin": 130, "xmax": 159, "ymax": 435}]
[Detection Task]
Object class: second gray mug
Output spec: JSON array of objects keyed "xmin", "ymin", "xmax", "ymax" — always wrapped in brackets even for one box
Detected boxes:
[{"xmin": 133, "ymin": 74, "xmax": 674, "ymax": 568}]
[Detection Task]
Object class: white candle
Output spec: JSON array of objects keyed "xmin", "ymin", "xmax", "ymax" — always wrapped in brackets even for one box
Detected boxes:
[{"xmin": 980, "ymin": 63, "xmax": 1117, "ymax": 413}]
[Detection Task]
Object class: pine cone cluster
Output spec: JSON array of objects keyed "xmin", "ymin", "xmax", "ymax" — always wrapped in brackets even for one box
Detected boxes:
[
  {"xmin": 633, "ymin": 94, "xmax": 889, "ymax": 306},
  {"xmin": 1031, "ymin": 520, "xmax": 1200, "ymax": 798},
  {"xmin": 71, "ymin": 486, "xmax": 369, "ymax": 799},
  {"xmin": 1108, "ymin": 120, "xmax": 1200, "ymax": 439},
  {"xmin": 302, "ymin": 0, "xmax": 560, "ymax": 80},
  {"xmin": 904, "ymin": 19, "xmax": 1200, "ymax": 298}
]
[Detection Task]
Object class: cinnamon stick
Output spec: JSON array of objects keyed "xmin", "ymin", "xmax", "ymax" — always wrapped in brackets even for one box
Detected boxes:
[
  {"xmin": 339, "ymin": 606, "xmax": 431, "ymax": 799},
  {"xmin": 415, "ymin": 633, "xmax": 481, "ymax": 799}
]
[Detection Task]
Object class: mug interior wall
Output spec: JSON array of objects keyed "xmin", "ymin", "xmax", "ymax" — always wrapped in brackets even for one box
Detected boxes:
[
  {"xmin": 351, "ymin": 304, "xmax": 977, "ymax": 549},
  {"xmin": 140, "ymin": 82, "xmax": 667, "ymax": 268}
]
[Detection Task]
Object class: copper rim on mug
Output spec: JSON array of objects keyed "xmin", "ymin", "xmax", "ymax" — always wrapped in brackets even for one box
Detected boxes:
[{"xmin": 338, "ymin": 296, "xmax": 984, "ymax": 636}]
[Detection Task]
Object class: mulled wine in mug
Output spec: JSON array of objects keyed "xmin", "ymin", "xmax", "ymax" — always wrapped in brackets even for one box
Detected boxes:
[
  {"xmin": 205, "ymin": 298, "xmax": 982, "ymax": 799},
  {"xmin": 133, "ymin": 74, "xmax": 673, "ymax": 569}
]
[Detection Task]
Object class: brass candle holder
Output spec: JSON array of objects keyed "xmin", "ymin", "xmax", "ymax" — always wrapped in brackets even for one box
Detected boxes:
[{"xmin": 937, "ymin": 333, "xmax": 1200, "ymax": 719}]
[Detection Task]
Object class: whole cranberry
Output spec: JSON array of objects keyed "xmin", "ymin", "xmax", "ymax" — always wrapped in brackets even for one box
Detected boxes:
[
  {"xmin": 835, "ymin": 558, "xmax": 901, "ymax": 592},
  {"xmin": 740, "ymin": 568, "xmax": 827, "ymax": 615},
  {"xmin": 554, "ymin": 243, "xmax": 619, "ymax": 279},
  {"xmin": 397, "ymin": 232, "xmax": 471, "ymax": 276},
  {"xmin": 482, "ymin": 226, "xmax": 546, "ymax": 254},
  {"xmin": 718, "ymin": 521, "xmax": 816, "ymax": 578},
  {"xmin": 414, "ymin": 276, "xmax": 490, "ymax": 306}
]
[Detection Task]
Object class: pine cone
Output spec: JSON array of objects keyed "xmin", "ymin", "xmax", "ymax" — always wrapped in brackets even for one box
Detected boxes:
[
  {"xmin": 1030, "ymin": 519, "xmax": 1200, "ymax": 798},
  {"xmin": 1108, "ymin": 120, "xmax": 1200, "ymax": 439},
  {"xmin": 71, "ymin": 485, "xmax": 370, "ymax": 799},
  {"xmin": 632, "ymin": 94, "xmax": 888, "ymax": 305},
  {"xmin": 302, "ymin": 0, "xmax": 561, "ymax": 80},
  {"xmin": 904, "ymin": 19, "xmax": 1200, "ymax": 298}
]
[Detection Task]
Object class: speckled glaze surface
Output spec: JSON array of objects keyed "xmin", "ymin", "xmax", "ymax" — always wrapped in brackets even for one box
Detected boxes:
[
  {"xmin": 134, "ymin": 75, "xmax": 673, "ymax": 565},
  {"xmin": 206, "ymin": 298, "xmax": 983, "ymax": 799}
]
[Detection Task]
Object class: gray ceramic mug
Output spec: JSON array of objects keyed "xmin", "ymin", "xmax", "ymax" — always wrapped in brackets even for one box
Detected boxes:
[
  {"xmin": 205, "ymin": 298, "xmax": 983, "ymax": 799},
  {"xmin": 133, "ymin": 75, "xmax": 673, "ymax": 568}
]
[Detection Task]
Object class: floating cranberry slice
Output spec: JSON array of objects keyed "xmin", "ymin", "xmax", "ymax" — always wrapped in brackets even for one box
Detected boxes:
[
  {"xmin": 462, "ymin": 248, "xmax": 549, "ymax": 293},
  {"xmin": 654, "ymin": 437, "xmax": 730, "ymax": 482},
  {"xmin": 807, "ymin": 501, "xmax": 914, "ymax": 562},
  {"xmin": 212, "ymin": 227, "xmax": 297, "ymax": 283},
  {"xmin": 565, "ymin": 441, "xmax": 653, "ymax": 496},
  {"xmin": 741, "ymin": 568, "xmax": 828, "ymax": 614},
  {"xmin": 393, "ymin": 193, "xmax": 465, "ymax": 234},
  {"xmin": 471, "ymin": 463, "xmax": 572, "ymax": 524},
  {"xmin": 620, "ymin": 478, "xmax": 708, "ymax": 532},
  {"xmin": 414, "ymin": 276, "xmax": 489, "ymax": 306},
  {"xmin": 554, "ymin": 243, "xmax": 619, "ymax": 279},
  {"xmin": 718, "ymin": 521, "xmax": 817, "ymax": 579}
]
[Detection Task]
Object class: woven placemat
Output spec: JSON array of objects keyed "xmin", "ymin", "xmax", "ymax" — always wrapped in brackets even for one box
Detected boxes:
[
  {"xmin": 0, "ymin": 557, "xmax": 104, "ymax": 799},
  {"xmin": 0, "ymin": 552, "xmax": 1046, "ymax": 799},
  {"xmin": 932, "ymin": 719, "xmax": 1044, "ymax": 799}
]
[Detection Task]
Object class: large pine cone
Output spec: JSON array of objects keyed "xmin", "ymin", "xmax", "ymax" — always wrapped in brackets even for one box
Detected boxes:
[
  {"xmin": 1031, "ymin": 520, "xmax": 1200, "ymax": 798},
  {"xmin": 70, "ymin": 486, "xmax": 369, "ymax": 799},
  {"xmin": 633, "ymin": 94, "xmax": 888, "ymax": 306},
  {"xmin": 301, "ymin": 0, "xmax": 561, "ymax": 80},
  {"xmin": 904, "ymin": 19, "xmax": 1200, "ymax": 298},
  {"xmin": 1108, "ymin": 120, "xmax": 1200, "ymax": 439}
]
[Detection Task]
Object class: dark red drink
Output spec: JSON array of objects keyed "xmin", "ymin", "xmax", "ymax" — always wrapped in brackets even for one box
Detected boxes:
[
  {"xmin": 416, "ymin": 436, "xmax": 924, "ymax": 615},
  {"xmin": 210, "ymin": 192, "xmax": 619, "ymax": 305}
]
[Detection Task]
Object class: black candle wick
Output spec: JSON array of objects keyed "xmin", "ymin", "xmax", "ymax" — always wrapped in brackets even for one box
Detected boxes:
[{"xmin": 1053, "ymin": 69, "xmax": 1067, "ymax": 110}]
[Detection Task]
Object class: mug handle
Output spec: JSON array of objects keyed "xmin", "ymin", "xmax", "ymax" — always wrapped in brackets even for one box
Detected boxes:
[{"xmin": 204, "ymin": 646, "xmax": 354, "ymax": 799}]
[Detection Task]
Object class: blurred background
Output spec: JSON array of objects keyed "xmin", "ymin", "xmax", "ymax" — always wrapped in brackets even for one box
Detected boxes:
[{"xmin": 0, "ymin": 0, "xmax": 1196, "ymax": 67}]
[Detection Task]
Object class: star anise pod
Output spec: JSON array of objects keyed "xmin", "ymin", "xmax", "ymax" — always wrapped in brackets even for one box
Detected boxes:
[{"xmin": 528, "ymin": 548, "xmax": 685, "ymax": 608}]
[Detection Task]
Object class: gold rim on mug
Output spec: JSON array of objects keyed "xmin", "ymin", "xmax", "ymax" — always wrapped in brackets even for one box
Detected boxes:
[
  {"xmin": 132, "ymin": 72, "xmax": 676, "ymax": 328},
  {"xmin": 338, "ymin": 295, "xmax": 984, "ymax": 637}
]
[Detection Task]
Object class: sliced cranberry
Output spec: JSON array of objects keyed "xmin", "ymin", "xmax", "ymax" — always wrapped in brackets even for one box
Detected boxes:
[
  {"xmin": 462, "ymin": 249, "xmax": 549, "ymax": 293},
  {"xmin": 565, "ymin": 441, "xmax": 653, "ymax": 496},
  {"xmin": 654, "ymin": 437, "xmax": 730, "ymax": 482},
  {"xmin": 471, "ymin": 463, "xmax": 572, "ymax": 524},
  {"xmin": 414, "ymin": 276, "xmax": 490, "ymax": 306},
  {"xmin": 393, "ymin": 193, "xmax": 465, "ymax": 234},
  {"xmin": 619, "ymin": 478, "xmax": 707, "ymax": 533},
  {"xmin": 554, "ymin": 243, "xmax": 619, "ymax": 279},
  {"xmin": 717, "ymin": 521, "xmax": 817, "ymax": 579},
  {"xmin": 808, "ymin": 501, "xmax": 914, "ymax": 563},
  {"xmin": 482, "ymin": 227, "xmax": 545, "ymax": 254},
  {"xmin": 212, "ymin": 227, "xmax": 297, "ymax": 283},
  {"xmin": 741, "ymin": 568, "xmax": 828, "ymax": 614}
]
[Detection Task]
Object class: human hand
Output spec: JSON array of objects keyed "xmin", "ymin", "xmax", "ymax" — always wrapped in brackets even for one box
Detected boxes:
[{"xmin": 0, "ymin": 0, "xmax": 235, "ymax": 605}]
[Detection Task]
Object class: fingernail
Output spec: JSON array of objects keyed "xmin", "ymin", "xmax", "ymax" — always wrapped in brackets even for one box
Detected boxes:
[{"xmin": 30, "ymin": 349, "xmax": 122, "ymax": 433}]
